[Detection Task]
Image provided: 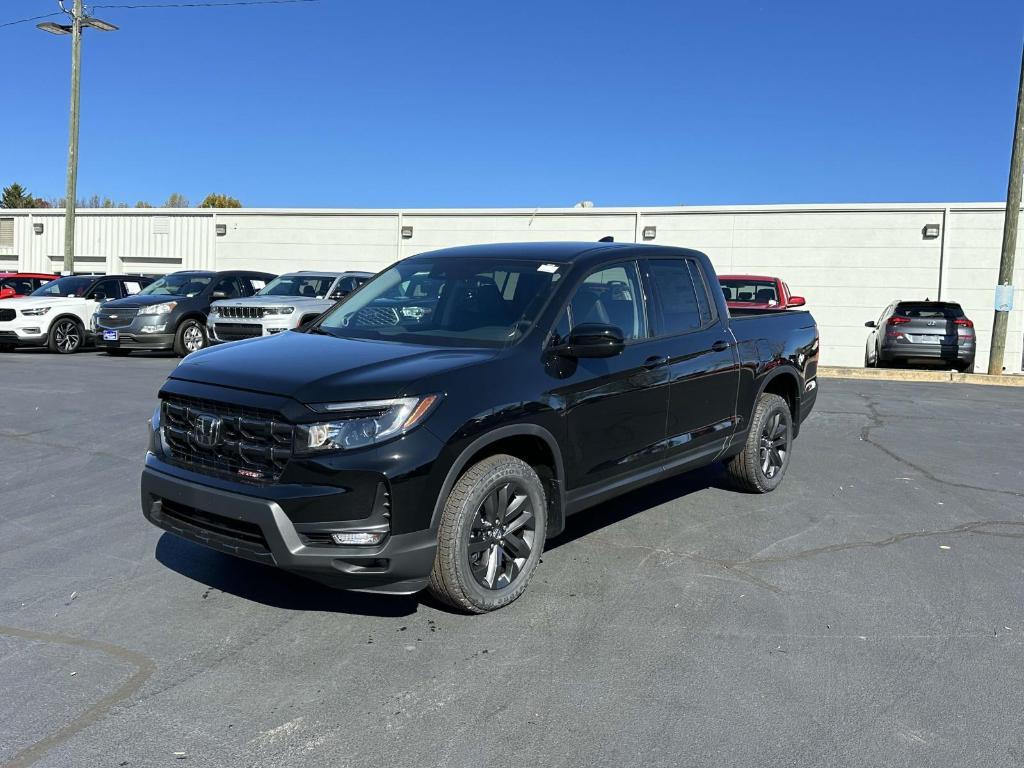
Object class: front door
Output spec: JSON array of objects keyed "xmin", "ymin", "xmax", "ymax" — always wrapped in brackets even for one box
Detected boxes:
[{"xmin": 553, "ymin": 260, "xmax": 671, "ymax": 491}]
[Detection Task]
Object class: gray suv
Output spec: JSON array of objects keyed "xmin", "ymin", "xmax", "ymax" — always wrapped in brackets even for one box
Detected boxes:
[
  {"xmin": 865, "ymin": 300, "xmax": 976, "ymax": 372},
  {"xmin": 207, "ymin": 271, "xmax": 373, "ymax": 344}
]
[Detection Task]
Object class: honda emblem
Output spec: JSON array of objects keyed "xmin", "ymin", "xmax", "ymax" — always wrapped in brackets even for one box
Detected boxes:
[{"xmin": 191, "ymin": 414, "xmax": 223, "ymax": 448}]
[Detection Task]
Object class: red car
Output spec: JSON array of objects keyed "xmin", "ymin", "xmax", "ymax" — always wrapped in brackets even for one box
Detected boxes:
[
  {"xmin": 718, "ymin": 274, "xmax": 805, "ymax": 311},
  {"xmin": 0, "ymin": 273, "xmax": 59, "ymax": 300}
]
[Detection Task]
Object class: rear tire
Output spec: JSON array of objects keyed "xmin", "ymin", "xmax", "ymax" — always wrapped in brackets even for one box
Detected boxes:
[
  {"xmin": 727, "ymin": 393, "xmax": 793, "ymax": 493},
  {"xmin": 174, "ymin": 319, "xmax": 207, "ymax": 357},
  {"xmin": 428, "ymin": 454, "xmax": 547, "ymax": 613},
  {"xmin": 48, "ymin": 318, "xmax": 84, "ymax": 354},
  {"xmin": 956, "ymin": 360, "xmax": 974, "ymax": 374}
]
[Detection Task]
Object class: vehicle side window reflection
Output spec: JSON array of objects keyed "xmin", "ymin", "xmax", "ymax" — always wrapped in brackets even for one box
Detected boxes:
[
  {"xmin": 647, "ymin": 259, "xmax": 702, "ymax": 335},
  {"xmin": 569, "ymin": 261, "xmax": 647, "ymax": 341}
]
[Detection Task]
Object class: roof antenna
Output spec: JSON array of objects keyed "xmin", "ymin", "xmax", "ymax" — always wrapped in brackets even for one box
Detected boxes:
[{"xmin": 598, "ymin": 236, "xmax": 614, "ymax": 242}]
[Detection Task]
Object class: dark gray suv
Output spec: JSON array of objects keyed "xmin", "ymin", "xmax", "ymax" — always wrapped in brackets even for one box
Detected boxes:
[
  {"xmin": 94, "ymin": 270, "xmax": 276, "ymax": 356},
  {"xmin": 865, "ymin": 300, "xmax": 976, "ymax": 372}
]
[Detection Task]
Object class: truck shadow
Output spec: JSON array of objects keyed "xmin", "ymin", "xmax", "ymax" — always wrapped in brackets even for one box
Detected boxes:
[
  {"xmin": 154, "ymin": 462, "xmax": 728, "ymax": 617},
  {"xmin": 546, "ymin": 462, "xmax": 727, "ymax": 551},
  {"xmin": 154, "ymin": 534, "xmax": 419, "ymax": 617}
]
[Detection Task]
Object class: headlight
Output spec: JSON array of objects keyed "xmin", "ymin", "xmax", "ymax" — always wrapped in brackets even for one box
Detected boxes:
[
  {"xmin": 139, "ymin": 301, "xmax": 177, "ymax": 316},
  {"xmin": 295, "ymin": 395, "xmax": 441, "ymax": 454},
  {"xmin": 21, "ymin": 306, "xmax": 51, "ymax": 316},
  {"xmin": 209, "ymin": 305, "xmax": 221, "ymax": 316},
  {"xmin": 263, "ymin": 306, "xmax": 295, "ymax": 316}
]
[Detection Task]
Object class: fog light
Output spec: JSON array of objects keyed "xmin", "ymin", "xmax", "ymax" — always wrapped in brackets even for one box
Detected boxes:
[
  {"xmin": 140, "ymin": 324, "xmax": 168, "ymax": 333},
  {"xmin": 21, "ymin": 327, "xmax": 41, "ymax": 335},
  {"xmin": 330, "ymin": 531, "xmax": 386, "ymax": 545}
]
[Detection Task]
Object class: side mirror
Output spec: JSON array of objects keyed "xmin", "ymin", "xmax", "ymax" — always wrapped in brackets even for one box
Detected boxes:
[
  {"xmin": 788, "ymin": 296, "xmax": 806, "ymax": 307},
  {"xmin": 0, "ymin": 287, "xmax": 14, "ymax": 299},
  {"xmin": 89, "ymin": 292, "xmax": 107, "ymax": 302},
  {"xmin": 330, "ymin": 291, "xmax": 348, "ymax": 301},
  {"xmin": 864, "ymin": 320, "xmax": 876, "ymax": 328},
  {"xmin": 559, "ymin": 323, "xmax": 625, "ymax": 358},
  {"xmin": 211, "ymin": 291, "xmax": 229, "ymax": 300}
]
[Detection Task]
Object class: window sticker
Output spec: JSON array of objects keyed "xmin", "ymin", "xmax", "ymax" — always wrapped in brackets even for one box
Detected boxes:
[
  {"xmin": 537, "ymin": 264, "xmax": 559, "ymax": 273},
  {"xmin": 124, "ymin": 281, "xmax": 142, "ymax": 294},
  {"xmin": 251, "ymin": 280, "xmax": 266, "ymax": 290}
]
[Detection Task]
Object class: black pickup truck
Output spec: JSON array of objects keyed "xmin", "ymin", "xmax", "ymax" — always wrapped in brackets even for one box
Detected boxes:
[{"xmin": 141, "ymin": 242, "xmax": 818, "ymax": 612}]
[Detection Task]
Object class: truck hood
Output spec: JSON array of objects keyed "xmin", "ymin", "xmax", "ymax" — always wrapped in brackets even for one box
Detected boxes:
[
  {"xmin": 213, "ymin": 295, "xmax": 329, "ymax": 308},
  {"xmin": 0, "ymin": 296, "xmax": 90, "ymax": 310},
  {"xmin": 170, "ymin": 330, "xmax": 497, "ymax": 402}
]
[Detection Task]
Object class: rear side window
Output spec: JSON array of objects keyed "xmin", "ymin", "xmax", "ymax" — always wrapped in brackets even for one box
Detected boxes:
[
  {"xmin": 686, "ymin": 261, "xmax": 714, "ymax": 326},
  {"xmin": 647, "ymin": 259, "xmax": 704, "ymax": 335},
  {"xmin": 894, "ymin": 302, "xmax": 965, "ymax": 319}
]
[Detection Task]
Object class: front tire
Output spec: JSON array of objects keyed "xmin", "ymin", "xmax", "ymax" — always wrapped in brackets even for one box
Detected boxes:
[
  {"xmin": 174, "ymin": 319, "xmax": 207, "ymax": 357},
  {"xmin": 48, "ymin": 318, "xmax": 84, "ymax": 354},
  {"xmin": 727, "ymin": 393, "xmax": 793, "ymax": 493},
  {"xmin": 428, "ymin": 454, "xmax": 547, "ymax": 613}
]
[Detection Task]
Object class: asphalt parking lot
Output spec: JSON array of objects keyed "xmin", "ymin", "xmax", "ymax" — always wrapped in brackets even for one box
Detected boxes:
[{"xmin": 1, "ymin": 349, "xmax": 1022, "ymax": 768}]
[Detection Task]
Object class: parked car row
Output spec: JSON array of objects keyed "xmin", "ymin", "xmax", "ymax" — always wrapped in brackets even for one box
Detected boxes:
[{"xmin": 0, "ymin": 269, "xmax": 373, "ymax": 356}]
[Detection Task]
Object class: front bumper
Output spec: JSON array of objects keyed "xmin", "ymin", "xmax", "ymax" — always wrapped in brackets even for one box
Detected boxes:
[
  {"xmin": 141, "ymin": 462, "xmax": 437, "ymax": 594},
  {"xmin": 0, "ymin": 327, "xmax": 48, "ymax": 347},
  {"xmin": 208, "ymin": 319, "xmax": 292, "ymax": 344},
  {"xmin": 97, "ymin": 331, "xmax": 176, "ymax": 350}
]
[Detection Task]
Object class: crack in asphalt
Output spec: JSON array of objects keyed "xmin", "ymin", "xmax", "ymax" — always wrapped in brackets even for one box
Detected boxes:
[
  {"xmin": 0, "ymin": 625, "xmax": 155, "ymax": 768},
  {"xmin": 856, "ymin": 394, "xmax": 1023, "ymax": 498}
]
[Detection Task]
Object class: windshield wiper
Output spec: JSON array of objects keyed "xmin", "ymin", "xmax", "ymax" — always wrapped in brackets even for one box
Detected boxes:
[{"xmin": 305, "ymin": 326, "xmax": 336, "ymax": 337}]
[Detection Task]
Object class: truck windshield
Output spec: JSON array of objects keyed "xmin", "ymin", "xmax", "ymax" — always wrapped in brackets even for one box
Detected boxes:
[
  {"xmin": 316, "ymin": 258, "xmax": 564, "ymax": 347},
  {"xmin": 139, "ymin": 274, "xmax": 212, "ymax": 297},
  {"xmin": 258, "ymin": 274, "xmax": 335, "ymax": 298}
]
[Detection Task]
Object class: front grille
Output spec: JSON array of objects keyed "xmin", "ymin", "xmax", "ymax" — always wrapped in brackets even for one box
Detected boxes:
[
  {"xmin": 0, "ymin": 309, "xmax": 15, "ymax": 322},
  {"xmin": 161, "ymin": 395, "xmax": 294, "ymax": 483},
  {"xmin": 214, "ymin": 323, "xmax": 263, "ymax": 341},
  {"xmin": 218, "ymin": 306, "xmax": 266, "ymax": 319},
  {"xmin": 96, "ymin": 308, "xmax": 139, "ymax": 328}
]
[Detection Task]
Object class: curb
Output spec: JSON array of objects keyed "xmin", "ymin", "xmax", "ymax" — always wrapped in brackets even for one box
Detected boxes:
[{"xmin": 817, "ymin": 366, "xmax": 1024, "ymax": 387}]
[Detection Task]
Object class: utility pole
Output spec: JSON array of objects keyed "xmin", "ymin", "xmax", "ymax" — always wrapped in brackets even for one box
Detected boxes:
[
  {"xmin": 38, "ymin": 2, "xmax": 118, "ymax": 274},
  {"xmin": 64, "ymin": 0, "xmax": 83, "ymax": 274},
  {"xmin": 988, "ymin": 41, "xmax": 1024, "ymax": 375}
]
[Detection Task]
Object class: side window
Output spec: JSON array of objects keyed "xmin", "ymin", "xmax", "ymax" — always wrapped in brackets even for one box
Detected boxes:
[
  {"xmin": 121, "ymin": 279, "xmax": 143, "ymax": 296},
  {"xmin": 647, "ymin": 259, "xmax": 703, "ymax": 335},
  {"xmin": 90, "ymin": 279, "xmax": 122, "ymax": 301},
  {"xmin": 686, "ymin": 260, "xmax": 714, "ymax": 326},
  {"xmin": 569, "ymin": 261, "xmax": 647, "ymax": 341},
  {"xmin": 212, "ymin": 276, "xmax": 244, "ymax": 298}
]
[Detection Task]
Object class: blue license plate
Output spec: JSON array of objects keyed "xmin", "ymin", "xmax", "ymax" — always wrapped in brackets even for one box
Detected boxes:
[{"xmin": 102, "ymin": 330, "xmax": 119, "ymax": 342}]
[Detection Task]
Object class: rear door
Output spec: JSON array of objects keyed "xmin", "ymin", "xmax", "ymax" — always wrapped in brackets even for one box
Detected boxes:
[{"xmin": 644, "ymin": 257, "xmax": 740, "ymax": 466}]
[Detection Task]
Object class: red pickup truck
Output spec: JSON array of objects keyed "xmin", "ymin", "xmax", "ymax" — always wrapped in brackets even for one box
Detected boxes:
[
  {"xmin": 0, "ymin": 273, "xmax": 59, "ymax": 300},
  {"xmin": 719, "ymin": 274, "xmax": 805, "ymax": 312}
]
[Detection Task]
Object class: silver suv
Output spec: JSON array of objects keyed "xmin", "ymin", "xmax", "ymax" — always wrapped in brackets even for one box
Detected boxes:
[{"xmin": 207, "ymin": 271, "xmax": 373, "ymax": 344}]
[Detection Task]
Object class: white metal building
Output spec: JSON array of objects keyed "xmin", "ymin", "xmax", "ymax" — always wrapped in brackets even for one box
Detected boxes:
[{"xmin": 1, "ymin": 203, "xmax": 1021, "ymax": 372}]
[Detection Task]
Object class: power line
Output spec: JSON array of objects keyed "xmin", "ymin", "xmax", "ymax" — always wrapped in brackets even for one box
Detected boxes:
[
  {"xmin": 0, "ymin": 11, "xmax": 63, "ymax": 29},
  {"xmin": 91, "ymin": 0, "xmax": 321, "ymax": 9}
]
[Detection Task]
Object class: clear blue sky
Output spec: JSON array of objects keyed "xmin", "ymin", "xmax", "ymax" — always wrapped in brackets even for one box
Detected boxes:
[{"xmin": 2, "ymin": 0, "xmax": 1023, "ymax": 207}]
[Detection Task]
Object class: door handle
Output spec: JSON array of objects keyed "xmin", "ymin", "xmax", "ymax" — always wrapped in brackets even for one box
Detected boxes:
[
  {"xmin": 711, "ymin": 340, "xmax": 732, "ymax": 352},
  {"xmin": 643, "ymin": 355, "xmax": 669, "ymax": 369}
]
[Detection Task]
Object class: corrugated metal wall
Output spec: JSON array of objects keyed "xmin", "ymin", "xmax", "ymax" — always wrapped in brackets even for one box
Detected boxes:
[{"xmin": 2, "ymin": 205, "xmax": 1021, "ymax": 372}]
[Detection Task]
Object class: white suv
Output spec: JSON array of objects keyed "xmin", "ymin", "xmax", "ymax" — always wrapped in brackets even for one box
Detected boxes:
[
  {"xmin": 208, "ymin": 271, "xmax": 373, "ymax": 344},
  {"xmin": 0, "ymin": 274, "xmax": 153, "ymax": 353}
]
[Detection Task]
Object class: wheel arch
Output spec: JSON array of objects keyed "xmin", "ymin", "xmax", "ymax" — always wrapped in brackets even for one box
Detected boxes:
[
  {"xmin": 430, "ymin": 425, "xmax": 566, "ymax": 539},
  {"xmin": 756, "ymin": 366, "xmax": 801, "ymax": 434}
]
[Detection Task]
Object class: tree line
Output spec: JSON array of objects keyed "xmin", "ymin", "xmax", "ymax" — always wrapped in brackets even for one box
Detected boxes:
[{"xmin": 0, "ymin": 183, "xmax": 241, "ymax": 209}]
